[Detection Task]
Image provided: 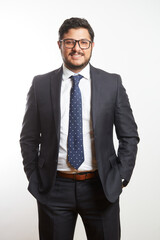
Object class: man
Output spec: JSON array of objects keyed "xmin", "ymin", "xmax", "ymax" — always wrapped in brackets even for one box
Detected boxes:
[{"xmin": 20, "ymin": 17, "xmax": 139, "ymax": 240}]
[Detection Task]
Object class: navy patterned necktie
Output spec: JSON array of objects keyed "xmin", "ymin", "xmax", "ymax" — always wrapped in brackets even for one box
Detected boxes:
[{"xmin": 67, "ymin": 74, "xmax": 84, "ymax": 169}]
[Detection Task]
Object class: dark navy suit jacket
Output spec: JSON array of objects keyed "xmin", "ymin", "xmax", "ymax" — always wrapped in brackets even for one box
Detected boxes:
[{"xmin": 20, "ymin": 64, "xmax": 139, "ymax": 203}]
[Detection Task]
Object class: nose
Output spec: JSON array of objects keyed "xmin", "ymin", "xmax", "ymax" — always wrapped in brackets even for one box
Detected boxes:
[{"xmin": 72, "ymin": 41, "xmax": 81, "ymax": 51}]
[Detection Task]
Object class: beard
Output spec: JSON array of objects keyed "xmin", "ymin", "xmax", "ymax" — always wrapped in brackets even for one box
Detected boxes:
[{"xmin": 63, "ymin": 50, "xmax": 92, "ymax": 71}]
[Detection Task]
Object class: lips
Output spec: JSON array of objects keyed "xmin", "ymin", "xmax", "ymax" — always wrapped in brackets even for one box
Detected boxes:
[{"xmin": 69, "ymin": 52, "xmax": 84, "ymax": 61}]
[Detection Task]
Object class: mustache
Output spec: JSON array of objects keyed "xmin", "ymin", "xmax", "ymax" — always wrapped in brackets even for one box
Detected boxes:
[{"xmin": 69, "ymin": 51, "xmax": 84, "ymax": 56}]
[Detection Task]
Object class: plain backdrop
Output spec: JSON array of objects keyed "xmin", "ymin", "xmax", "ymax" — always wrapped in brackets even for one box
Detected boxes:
[{"xmin": 0, "ymin": 0, "xmax": 160, "ymax": 239}]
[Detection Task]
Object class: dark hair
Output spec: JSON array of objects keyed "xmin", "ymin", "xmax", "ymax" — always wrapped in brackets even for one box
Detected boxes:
[{"xmin": 58, "ymin": 17, "xmax": 94, "ymax": 42}]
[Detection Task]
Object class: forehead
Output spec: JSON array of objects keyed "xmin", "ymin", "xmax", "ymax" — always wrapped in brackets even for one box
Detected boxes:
[{"xmin": 63, "ymin": 28, "xmax": 91, "ymax": 40}]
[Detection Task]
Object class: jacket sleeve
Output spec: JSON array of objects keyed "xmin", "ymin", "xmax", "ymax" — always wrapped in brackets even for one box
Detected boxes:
[
  {"xmin": 20, "ymin": 78, "xmax": 41, "ymax": 180},
  {"xmin": 114, "ymin": 75, "xmax": 140, "ymax": 185}
]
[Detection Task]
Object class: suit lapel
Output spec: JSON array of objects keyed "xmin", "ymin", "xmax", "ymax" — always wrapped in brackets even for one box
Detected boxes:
[
  {"xmin": 50, "ymin": 66, "xmax": 63, "ymax": 140},
  {"xmin": 90, "ymin": 65, "xmax": 101, "ymax": 131}
]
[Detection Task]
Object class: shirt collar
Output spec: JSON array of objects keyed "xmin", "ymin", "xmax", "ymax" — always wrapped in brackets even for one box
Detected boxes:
[{"xmin": 62, "ymin": 64, "xmax": 90, "ymax": 81}]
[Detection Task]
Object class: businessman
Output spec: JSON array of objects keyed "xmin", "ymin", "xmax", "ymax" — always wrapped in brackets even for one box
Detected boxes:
[{"xmin": 20, "ymin": 17, "xmax": 139, "ymax": 240}]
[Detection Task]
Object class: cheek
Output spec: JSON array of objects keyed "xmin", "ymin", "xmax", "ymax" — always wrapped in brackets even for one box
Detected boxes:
[
  {"xmin": 61, "ymin": 47, "xmax": 69, "ymax": 56},
  {"xmin": 64, "ymin": 50, "xmax": 72, "ymax": 58},
  {"xmin": 85, "ymin": 51, "xmax": 91, "ymax": 58}
]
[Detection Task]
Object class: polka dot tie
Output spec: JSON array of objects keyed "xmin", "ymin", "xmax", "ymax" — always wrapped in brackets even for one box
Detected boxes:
[{"xmin": 67, "ymin": 74, "xmax": 84, "ymax": 169}]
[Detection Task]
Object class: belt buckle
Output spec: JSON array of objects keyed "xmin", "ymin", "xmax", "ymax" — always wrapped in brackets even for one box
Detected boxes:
[
  {"xmin": 76, "ymin": 173, "xmax": 82, "ymax": 180},
  {"xmin": 85, "ymin": 173, "xmax": 88, "ymax": 180},
  {"xmin": 75, "ymin": 172, "xmax": 87, "ymax": 180}
]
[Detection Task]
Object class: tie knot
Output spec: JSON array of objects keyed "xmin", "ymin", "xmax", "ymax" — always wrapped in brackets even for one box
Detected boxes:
[{"xmin": 70, "ymin": 74, "xmax": 83, "ymax": 86}]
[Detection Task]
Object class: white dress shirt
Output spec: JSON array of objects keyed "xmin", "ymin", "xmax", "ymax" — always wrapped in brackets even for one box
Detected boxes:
[{"xmin": 57, "ymin": 64, "xmax": 97, "ymax": 172}]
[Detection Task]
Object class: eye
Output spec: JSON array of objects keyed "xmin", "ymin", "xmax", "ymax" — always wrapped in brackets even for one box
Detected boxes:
[
  {"xmin": 80, "ymin": 40, "xmax": 88, "ymax": 45},
  {"xmin": 65, "ymin": 40, "xmax": 74, "ymax": 45}
]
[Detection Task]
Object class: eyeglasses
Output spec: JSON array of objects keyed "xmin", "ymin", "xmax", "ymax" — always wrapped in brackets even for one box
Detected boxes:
[{"xmin": 60, "ymin": 39, "xmax": 92, "ymax": 50}]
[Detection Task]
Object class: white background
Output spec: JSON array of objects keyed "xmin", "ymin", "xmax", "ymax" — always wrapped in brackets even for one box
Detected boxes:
[{"xmin": 0, "ymin": 0, "xmax": 160, "ymax": 239}]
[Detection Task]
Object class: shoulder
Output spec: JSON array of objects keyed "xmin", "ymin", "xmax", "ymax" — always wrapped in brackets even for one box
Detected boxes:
[
  {"xmin": 90, "ymin": 64, "xmax": 121, "ymax": 81},
  {"xmin": 32, "ymin": 66, "xmax": 62, "ymax": 86},
  {"xmin": 90, "ymin": 65, "xmax": 122, "ymax": 91}
]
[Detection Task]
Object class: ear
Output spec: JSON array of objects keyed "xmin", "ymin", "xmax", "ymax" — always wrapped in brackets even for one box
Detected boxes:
[
  {"xmin": 57, "ymin": 41, "xmax": 61, "ymax": 49},
  {"xmin": 91, "ymin": 42, "xmax": 95, "ymax": 48}
]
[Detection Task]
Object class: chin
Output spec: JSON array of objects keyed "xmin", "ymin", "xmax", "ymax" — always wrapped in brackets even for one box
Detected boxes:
[{"xmin": 65, "ymin": 61, "xmax": 89, "ymax": 71}]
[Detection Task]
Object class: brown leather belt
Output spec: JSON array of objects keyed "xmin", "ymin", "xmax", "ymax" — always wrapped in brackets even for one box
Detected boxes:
[{"xmin": 57, "ymin": 171, "xmax": 98, "ymax": 180}]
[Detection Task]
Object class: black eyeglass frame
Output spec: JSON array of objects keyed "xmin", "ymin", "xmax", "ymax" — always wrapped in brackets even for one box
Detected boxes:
[{"xmin": 59, "ymin": 38, "xmax": 92, "ymax": 50}]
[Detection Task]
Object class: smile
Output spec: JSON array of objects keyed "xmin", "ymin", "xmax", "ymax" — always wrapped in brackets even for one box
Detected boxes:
[{"xmin": 70, "ymin": 52, "xmax": 84, "ymax": 59}]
